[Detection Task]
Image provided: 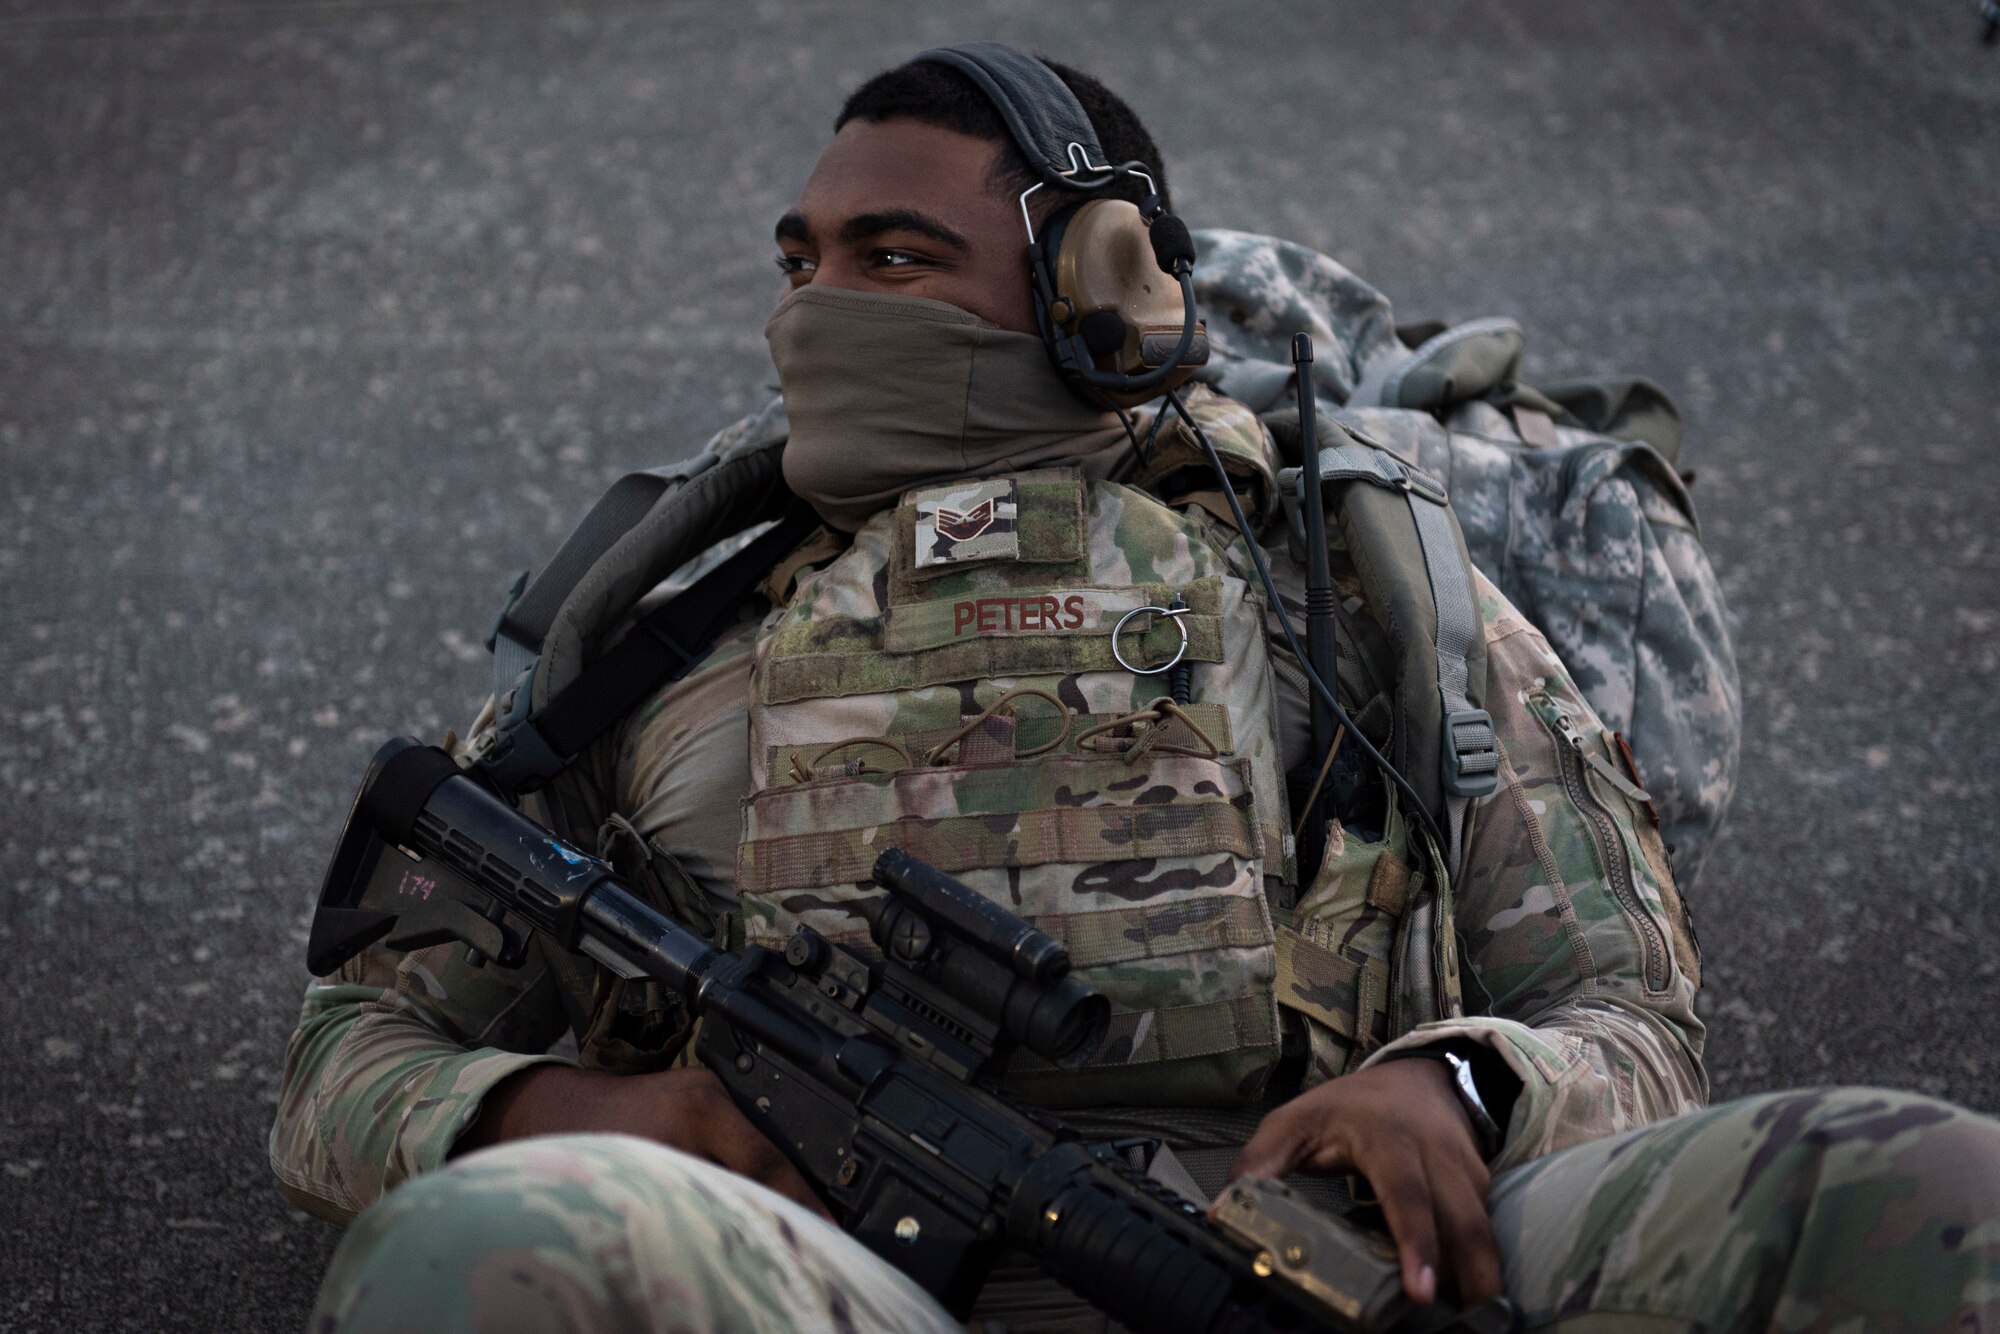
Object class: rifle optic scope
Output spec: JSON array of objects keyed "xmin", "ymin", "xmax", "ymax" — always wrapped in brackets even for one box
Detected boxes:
[{"xmin": 870, "ymin": 848, "xmax": 1109, "ymax": 1069}]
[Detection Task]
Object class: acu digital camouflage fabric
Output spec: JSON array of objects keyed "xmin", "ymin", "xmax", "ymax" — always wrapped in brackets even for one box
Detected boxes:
[
  {"xmin": 312, "ymin": 1089, "xmax": 2000, "ymax": 1333},
  {"xmin": 1189, "ymin": 230, "xmax": 1740, "ymax": 888}
]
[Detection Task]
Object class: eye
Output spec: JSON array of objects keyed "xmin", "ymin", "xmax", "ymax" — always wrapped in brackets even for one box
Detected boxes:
[
  {"xmin": 775, "ymin": 252, "xmax": 817, "ymax": 280},
  {"xmin": 871, "ymin": 248, "xmax": 927, "ymax": 270}
]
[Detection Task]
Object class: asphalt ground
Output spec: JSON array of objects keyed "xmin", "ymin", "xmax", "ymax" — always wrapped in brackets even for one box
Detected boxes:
[{"xmin": 2, "ymin": 2, "xmax": 1996, "ymax": 1328}]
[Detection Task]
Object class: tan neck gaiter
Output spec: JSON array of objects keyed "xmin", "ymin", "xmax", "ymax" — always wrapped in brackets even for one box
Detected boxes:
[{"xmin": 766, "ymin": 285, "xmax": 1131, "ymax": 533}]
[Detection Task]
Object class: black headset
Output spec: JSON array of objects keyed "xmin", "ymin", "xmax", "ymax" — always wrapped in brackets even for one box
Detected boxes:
[{"xmin": 914, "ymin": 43, "xmax": 1208, "ymax": 408}]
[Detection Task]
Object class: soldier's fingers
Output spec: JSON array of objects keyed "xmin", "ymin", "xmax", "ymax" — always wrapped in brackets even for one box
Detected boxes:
[
  {"xmin": 1425, "ymin": 1143, "xmax": 1501, "ymax": 1303},
  {"xmin": 1364, "ymin": 1155, "xmax": 1442, "ymax": 1306},
  {"xmin": 1219, "ymin": 1101, "xmax": 1327, "ymax": 1195}
]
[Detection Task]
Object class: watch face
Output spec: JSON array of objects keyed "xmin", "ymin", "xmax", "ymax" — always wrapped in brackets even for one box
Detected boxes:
[
  {"xmin": 1438, "ymin": 1050, "xmax": 1500, "ymax": 1153},
  {"xmin": 1452, "ymin": 1056, "xmax": 1479, "ymax": 1097}
]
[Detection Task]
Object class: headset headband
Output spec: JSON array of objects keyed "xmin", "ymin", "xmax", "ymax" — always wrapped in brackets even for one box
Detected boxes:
[
  {"xmin": 912, "ymin": 42, "xmax": 1201, "ymax": 406},
  {"xmin": 912, "ymin": 43, "xmax": 1113, "ymax": 189}
]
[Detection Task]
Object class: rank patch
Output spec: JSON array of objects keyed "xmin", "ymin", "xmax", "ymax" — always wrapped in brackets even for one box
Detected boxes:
[{"xmin": 913, "ymin": 478, "xmax": 1020, "ymax": 568}]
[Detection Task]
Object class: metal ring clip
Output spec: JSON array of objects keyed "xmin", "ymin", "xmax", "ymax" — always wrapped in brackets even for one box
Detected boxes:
[{"xmin": 1110, "ymin": 604, "xmax": 1190, "ymax": 676}]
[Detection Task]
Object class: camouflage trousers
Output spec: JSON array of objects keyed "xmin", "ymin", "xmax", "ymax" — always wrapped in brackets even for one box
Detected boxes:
[{"xmin": 311, "ymin": 1088, "xmax": 2000, "ymax": 1333}]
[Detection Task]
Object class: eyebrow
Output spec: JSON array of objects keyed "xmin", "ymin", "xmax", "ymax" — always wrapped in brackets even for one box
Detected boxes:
[
  {"xmin": 772, "ymin": 208, "xmax": 971, "ymax": 253},
  {"xmin": 841, "ymin": 208, "xmax": 970, "ymax": 252}
]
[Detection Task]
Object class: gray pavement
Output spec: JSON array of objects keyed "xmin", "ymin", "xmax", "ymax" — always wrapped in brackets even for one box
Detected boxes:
[{"xmin": 2, "ymin": 1, "xmax": 1996, "ymax": 1328}]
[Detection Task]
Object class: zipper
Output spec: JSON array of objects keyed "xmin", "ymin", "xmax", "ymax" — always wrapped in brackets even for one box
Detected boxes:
[{"xmin": 1530, "ymin": 690, "xmax": 1669, "ymax": 991}]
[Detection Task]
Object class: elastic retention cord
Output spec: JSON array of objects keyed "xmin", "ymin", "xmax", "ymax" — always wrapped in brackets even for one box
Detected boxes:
[
  {"xmin": 1161, "ymin": 388, "xmax": 1449, "ymax": 857},
  {"xmin": 789, "ymin": 736, "xmax": 914, "ymax": 783},
  {"xmin": 923, "ymin": 687, "xmax": 1073, "ymax": 765}
]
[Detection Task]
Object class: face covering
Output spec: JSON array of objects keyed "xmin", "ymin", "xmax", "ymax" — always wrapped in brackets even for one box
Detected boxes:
[{"xmin": 766, "ymin": 284, "xmax": 1131, "ymax": 533}]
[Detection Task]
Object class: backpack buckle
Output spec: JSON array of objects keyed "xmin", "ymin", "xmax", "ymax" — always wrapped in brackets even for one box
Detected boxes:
[
  {"xmin": 1441, "ymin": 707, "xmax": 1499, "ymax": 798},
  {"xmin": 473, "ymin": 665, "xmax": 567, "ymax": 800},
  {"xmin": 475, "ymin": 721, "xmax": 565, "ymax": 801},
  {"xmin": 1397, "ymin": 467, "xmax": 1449, "ymax": 507}
]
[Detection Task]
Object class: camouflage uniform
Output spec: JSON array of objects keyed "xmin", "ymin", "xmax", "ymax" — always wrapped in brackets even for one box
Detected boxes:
[
  {"xmin": 276, "ymin": 239, "xmax": 1997, "ymax": 1330},
  {"xmin": 278, "ymin": 524, "xmax": 2000, "ymax": 1330},
  {"xmin": 310, "ymin": 1090, "xmax": 2000, "ymax": 1332},
  {"xmin": 308, "ymin": 1135, "xmax": 955, "ymax": 1334}
]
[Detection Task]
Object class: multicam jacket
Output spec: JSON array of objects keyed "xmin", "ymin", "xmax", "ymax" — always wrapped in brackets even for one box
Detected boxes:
[{"xmin": 270, "ymin": 395, "xmax": 1706, "ymax": 1226}]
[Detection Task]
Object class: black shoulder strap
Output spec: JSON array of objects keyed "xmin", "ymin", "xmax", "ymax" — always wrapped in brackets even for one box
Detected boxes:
[
  {"xmin": 475, "ymin": 503, "xmax": 820, "ymax": 799},
  {"xmin": 488, "ymin": 464, "xmax": 702, "ymax": 700}
]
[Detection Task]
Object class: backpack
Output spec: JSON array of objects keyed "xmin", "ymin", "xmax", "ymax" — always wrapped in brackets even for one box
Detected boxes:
[{"xmin": 1188, "ymin": 230, "xmax": 1740, "ymax": 887}]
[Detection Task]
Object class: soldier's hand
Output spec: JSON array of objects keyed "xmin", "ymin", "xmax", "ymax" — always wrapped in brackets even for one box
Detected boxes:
[
  {"xmin": 454, "ymin": 1064, "xmax": 833, "ymax": 1220},
  {"xmin": 1221, "ymin": 1058, "xmax": 1502, "ymax": 1307}
]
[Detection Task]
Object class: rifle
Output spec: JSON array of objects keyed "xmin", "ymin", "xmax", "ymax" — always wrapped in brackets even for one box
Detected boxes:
[{"xmin": 308, "ymin": 736, "xmax": 1517, "ymax": 1334}]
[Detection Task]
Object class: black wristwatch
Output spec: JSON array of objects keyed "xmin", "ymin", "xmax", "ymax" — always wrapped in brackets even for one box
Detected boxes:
[{"xmin": 1386, "ymin": 1045, "xmax": 1505, "ymax": 1159}]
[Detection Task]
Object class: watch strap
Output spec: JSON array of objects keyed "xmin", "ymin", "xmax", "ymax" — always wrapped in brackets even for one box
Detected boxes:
[{"xmin": 1380, "ymin": 1045, "xmax": 1505, "ymax": 1158}]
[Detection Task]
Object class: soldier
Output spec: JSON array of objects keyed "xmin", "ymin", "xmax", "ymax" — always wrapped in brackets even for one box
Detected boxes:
[{"xmin": 274, "ymin": 49, "xmax": 2000, "ymax": 1333}]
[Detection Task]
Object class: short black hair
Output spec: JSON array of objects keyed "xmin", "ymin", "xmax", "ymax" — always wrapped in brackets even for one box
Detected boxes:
[{"xmin": 835, "ymin": 54, "xmax": 1171, "ymax": 215}]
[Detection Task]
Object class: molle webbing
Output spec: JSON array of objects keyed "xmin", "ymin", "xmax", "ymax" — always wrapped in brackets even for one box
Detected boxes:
[
  {"xmin": 1046, "ymin": 896, "xmax": 1272, "ymax": 971},
  {"xmin": 742, "ymin": 803, "xmax": 1257, "ymax": 896},
  {"xmin": 755, "ymin": 894, "xmax": 1272, "ymax": 978},
  {"xmin": 739, "ymin": 753, "xmax": 1262, "ymax": 896},
  {"xmin": 765, "ymin": 701, "xmax": 1234, "ymax": 784},
  {"xmin": 1270, "ymin": 795, "xmax": 1417, "ymax": 1082},
  {"xmin": 1276, "ymin": 925, "xmax": 1391, "ymax": 1048},
  {"xmin": 735, "ymin": 746, "xmax": 1279, "ymax": 1106}
]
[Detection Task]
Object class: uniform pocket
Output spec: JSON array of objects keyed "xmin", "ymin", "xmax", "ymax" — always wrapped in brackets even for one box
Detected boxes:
[
  {"xmin": 1275, "ymin": 814, "xmax": 1411, "ymax": 1082},
  {"xmin": 1526, "ymin": 690, "xmax": 1674, "ymax": 995}
]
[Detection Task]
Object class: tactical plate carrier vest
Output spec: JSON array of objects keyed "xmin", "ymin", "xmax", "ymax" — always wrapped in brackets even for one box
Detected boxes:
[
  {"xmin": 739, "ymin": 466, "xmax": 1295, "ymax": 1108},
  {"xmin": 475, "ymin": 391, "xmax": 1480, "ymax": 1098}
]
